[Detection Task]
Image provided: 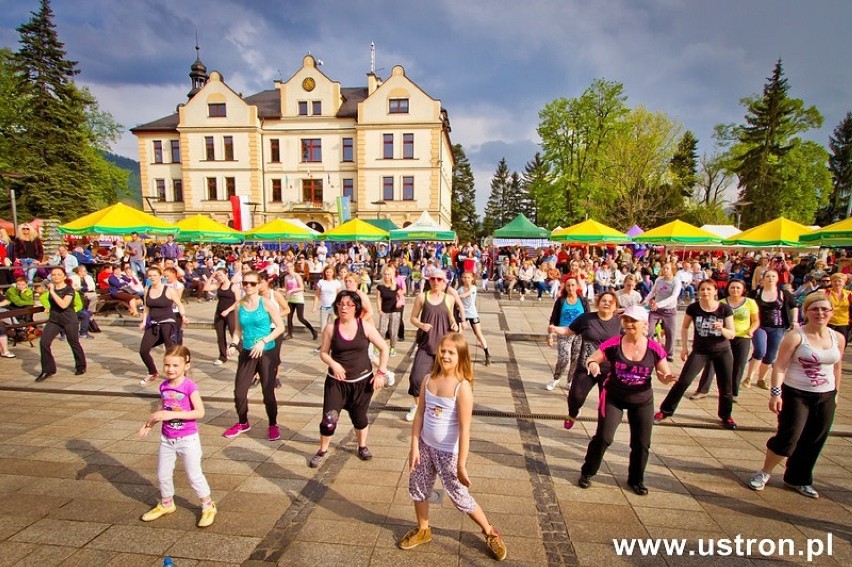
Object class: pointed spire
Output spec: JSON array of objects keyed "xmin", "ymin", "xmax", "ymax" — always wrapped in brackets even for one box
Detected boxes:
[{"xmin": 188, "ymin": 31, "xmax": 208, "ymax": 99}]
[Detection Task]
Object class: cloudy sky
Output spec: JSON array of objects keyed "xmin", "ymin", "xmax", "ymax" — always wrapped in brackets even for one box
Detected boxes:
[{"xmin": 2, "ymin": 0, "xmax": 850, "ymax": 210}]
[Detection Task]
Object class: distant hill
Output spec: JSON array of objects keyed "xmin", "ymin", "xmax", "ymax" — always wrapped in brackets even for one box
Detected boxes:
[{"xmin": 103, "ymin": 152, "xmax": 141, "ymax": 206}]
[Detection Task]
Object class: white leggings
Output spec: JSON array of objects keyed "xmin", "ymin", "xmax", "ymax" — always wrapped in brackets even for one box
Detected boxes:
[{"xmin": 157, "ymin": 433, "xmax": 211, "ymax": 500}]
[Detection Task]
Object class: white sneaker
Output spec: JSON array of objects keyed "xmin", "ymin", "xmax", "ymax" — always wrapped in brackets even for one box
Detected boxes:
[
  {"xmin": 748, "ymin": 471, "xmax": 770, "ymax": 491},
  {"xmin": 213, "ymin": 359, "xmax": 224, "ymax": 366},
  {"xmin": 385, "ymin": 371, "xmax": 396, "ymax": 387},
  {"xmin": 405, "ymin": 405, "xmax": 417, "ymax": 422},
  {"xmin": 546, "ymin": 379, "xmax": 559, "ymax": 391}
]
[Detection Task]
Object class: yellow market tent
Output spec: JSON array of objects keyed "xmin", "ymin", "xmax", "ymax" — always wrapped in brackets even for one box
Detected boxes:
[
  {"xmin": 322, "ymin": 219, "xmax": 389, "ymax": 242},
  {"xmin": 551, "ymin": 219, "xmax": 629, "ymax": 244},
  {"xmin": 724, "ymin": 217, "xmax": 813, "ymax": 247},
  {"xmin": 174, "ymin": 214, "xmax": 243, "ymax": 243},
  {"xmin": 59, "ymin": 203, "xmax": 178, "ymax": 236},
  {"xmin": 245, "ymin": 218, "xmax": 317, "ymax": 241},
  {"xmin": 800, "ymin": 217, "xmax": 852, "ymax": 247},
  {"xmin": 633, "ymin": 220, "xmax": 722, "ymax": 245}
]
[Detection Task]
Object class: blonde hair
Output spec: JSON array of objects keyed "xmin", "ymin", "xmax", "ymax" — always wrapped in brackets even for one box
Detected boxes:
[
  {"xmin": 16, "ymin": 224, "xmax": 36, "ymax": 242},
  {"xmin": 431, "ymin": 332, "xmax": 474, "ymax": 385}
]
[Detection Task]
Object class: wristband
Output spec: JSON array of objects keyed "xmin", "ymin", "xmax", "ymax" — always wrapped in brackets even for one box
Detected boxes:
[
  {"xmin": 770, "ymin": 386, "xmax": 782, "ymax": 397},
  {"xmin": 376, "ymin": 369, "xmax": 387, "ymax": 376}
]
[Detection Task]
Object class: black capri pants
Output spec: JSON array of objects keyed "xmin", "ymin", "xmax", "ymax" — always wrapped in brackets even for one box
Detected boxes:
[
  {"xmin": 320, "ymin": 375, "xmax": 374, "ymax": 436},
  {"xmin": 766, "ymin": 385, "xmax": 836, "ymax": 486}
]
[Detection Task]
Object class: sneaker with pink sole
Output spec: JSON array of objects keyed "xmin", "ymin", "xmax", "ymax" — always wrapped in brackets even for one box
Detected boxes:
[
  {"xmin": 223, "ymin": 422, "xmax": 251, "ymax": 438},
  {"xmin": 268, "ymin": 424, "xmax": 281, "ymax": 441}
]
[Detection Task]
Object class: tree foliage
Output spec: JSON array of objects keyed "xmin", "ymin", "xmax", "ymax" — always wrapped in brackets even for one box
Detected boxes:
[
  {"xmin": 818, "ymin": 111, "xmax": 852, "ymax": 224},
  {"xmin": 669, "ymin": 131, "xmax": 699, "ymax": 198},
  {"xmin": 482, "ymin": 158, "xmax": 512, "ymax": 235},
  {"xmin": 723, "ymin": 60, "xmax": 826, "ymax": 227},
  {"xmin": 3, "ymin": 0, "xmax": 126, "ymax": 221},
  {"xmin": 522, "ymin": 153, "xmax": 552, "ymax": 227},
  {"xmin": 450, "ymin": 144, "xmax": 479, "ymax": 243},
  {"xmin": 696, "ymin": 149, "xmax": 733, "ymax": 207},
  {"xmin": 537, "ymin": 79, "xmax": 628, "ymax": 226}
]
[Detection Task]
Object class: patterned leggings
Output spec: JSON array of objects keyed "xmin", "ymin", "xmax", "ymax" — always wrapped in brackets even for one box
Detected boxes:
[
  {"xmin": 553, "ymin": 334, "xmax": 582, "ymax": 384},
  {"xmin": 409, "ymin": 442, "xmax": 477, "ymax": 514}
]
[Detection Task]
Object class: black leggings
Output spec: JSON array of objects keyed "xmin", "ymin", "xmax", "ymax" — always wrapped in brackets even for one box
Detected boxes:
[
  {"xmin": 139, "ymin": 321, "xmax": 179, "ymax": 375},
  {"xmin": 660, "ymin": 348, "xmax": 733, "ymax": 420},
  {"xmin": 767, "ymin": 385, "xmax": 836, "ymax": 486},
  {"xmin": 214, "ymin": 311, "xmax": 236, "ymax": 362},
  {"xmin": 233, "ymin": 348, "xmax": 278, "ymax": 425},
  {"xmin": 581, "ymin": 393, "xmax": 654, "ymax": 485},
  {"xmin": 287, "ymin": 303, "xmax": 316, "ymax": 337},
  {"xmin": 696, "ymin": 337, "xmax": 750, "ymax": 397},
  {"xmin": 41, "ymin": 319, "xmax": 86, "ymax": 374},
  {"xmin": 567, "ymin": 370, "xmax": 605, "ymax": 419}
]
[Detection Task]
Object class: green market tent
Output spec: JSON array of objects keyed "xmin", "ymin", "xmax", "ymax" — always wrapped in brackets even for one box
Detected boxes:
[
  {"xmin": 363, "ymin": 218, "xmax": 399, "ymax": 232},
  {"xmin": 633, "ymin": 220, "xmax": 722, "ymax": 245},
  {"xmin": 322, "ymin": 218, "xmax": 389, "ymax": 242},
  {"xmin": 492, "ymin": 214, "xmax": 550, "ymax": 239},
  {"xmin": 59, "ymin": 203, "xmax": 178, "ymax": 236},
  {"xmin": 800, "ymin": 217, "xmax": 852, "ymax": 247},
  {"xmin": 389, "ymin": 211, "xmax": 456, "ymax": 242},
  {"xmin": 245, "ymin": 218, "xmax": 317, "ymax": 241},
  {"xmin": 550, "ymin": 219, "xmax": 628, "ymax": 244},
  {"xmin": 174, "ymin": 214, "xmax": 243, "ymax": 243}
]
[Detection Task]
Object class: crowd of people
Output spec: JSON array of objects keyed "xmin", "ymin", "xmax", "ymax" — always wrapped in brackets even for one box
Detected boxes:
[{"xmin": 1, "ymin": 231, "xmax": 849, "ymax": 557}]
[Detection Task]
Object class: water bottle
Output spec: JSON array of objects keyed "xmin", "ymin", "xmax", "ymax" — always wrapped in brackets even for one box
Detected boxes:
[
  {"xmin": 322, "ymin": 410, "xmax": 339, "ymax": 433},
  {"xmin": 163, "ymin": 558, "xmax": 175, "ymax": 567}
]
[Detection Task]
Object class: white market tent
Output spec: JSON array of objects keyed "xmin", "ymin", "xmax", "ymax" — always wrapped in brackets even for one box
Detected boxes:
[
  {"xmin": 389, "ymin": 211, "xmax": 456, "ymax": 241},
  {"xmin": 700, "ymin": 224, "xmax": 741, "ymax": 239}
]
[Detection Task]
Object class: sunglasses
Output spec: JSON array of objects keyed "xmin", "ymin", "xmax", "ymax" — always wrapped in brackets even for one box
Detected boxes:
[
  {"xmin": 428, "ymin": 276, "xmax": 445, "ymax": 281},
  {"xmin": 242, "ymin": 281, "xmax": 259, "ymax": 287}
]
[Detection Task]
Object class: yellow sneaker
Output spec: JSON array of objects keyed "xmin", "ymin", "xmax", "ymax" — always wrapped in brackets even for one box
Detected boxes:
[
  {"xmin": 197, "ymin": 503, "xmax": 217, "ymax": 528},
  {"xmin": 141, "ymin": 502, "xmax": 177, "ymax": 522},
  {"xmin": 485, "ymin": 527, "xmax": 507, "ymax": 561},
  {"xmin": 399, "ymin": 526, "xmax": 432, "ymax": 550}
]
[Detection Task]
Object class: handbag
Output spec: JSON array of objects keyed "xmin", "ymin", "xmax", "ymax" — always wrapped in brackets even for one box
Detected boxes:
[
  {"xmin": 395, "ymin": 291, "xmax": 405, "ymax": 309},
  {"xmin": 88, "ymin": 318, "xmax": 101, "ymax": 333}
]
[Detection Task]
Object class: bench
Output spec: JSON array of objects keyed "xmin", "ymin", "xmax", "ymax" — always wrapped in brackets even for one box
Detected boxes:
[
  {"xmin": 1, "ymin": 305, "xmax": 47, "ymax": 347},
  {"xmin": 93, "ymin": 289, "xmax": 130, "ymax": 318}
]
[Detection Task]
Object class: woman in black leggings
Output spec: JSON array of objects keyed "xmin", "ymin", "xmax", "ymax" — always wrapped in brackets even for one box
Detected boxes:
[
  {"xmin": 207, "ymin": 268, "xmax": 238, "ymax": 365},
  {"xmin": 138, "ymin": 265, "xmax": 186, "ymax": 385},
  {"xmin": 282, "ymin": 263, "xmax": 317, "ymax": 340}
]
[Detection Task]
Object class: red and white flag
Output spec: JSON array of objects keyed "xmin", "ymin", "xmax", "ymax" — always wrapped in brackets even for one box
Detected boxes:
[{"xmin": 230, "ymin": 195, "xmax": 252, "ymax": 231}]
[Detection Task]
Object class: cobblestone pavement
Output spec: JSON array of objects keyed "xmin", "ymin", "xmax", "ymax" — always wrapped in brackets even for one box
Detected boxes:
[{"xmin": 0, "ymin": 293, "xmax": 850, "ymax": 566}]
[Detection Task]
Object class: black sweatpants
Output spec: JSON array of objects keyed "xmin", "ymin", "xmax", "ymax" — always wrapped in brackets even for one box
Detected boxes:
[
  {"xmin": 214, "ymin": 311, "xmax": 236, "ymax": 362},
  {"xmin": 320, "ymin": 375, "xmax": 374, "ymax": 436},
  {"xmin": 567, "ymin": 369, "xmax": 605, "ymax": 419},
  {"xmin": 581, "ymin": 392, "xmax": 654, "ymax": 485},
  {"xmin": 139, "ymin": 321, "xmax": 179, "ymax": 375},
  {"xmin": 660, "ymin": 348, "xmax": 733, "ymax": 420},
  {"xmin": 766, "ymin": 385, "xmax": 836, "ymax": 486},
  {"xmin": 40, "ymin": 319, "xmax": 86, "ymax": 374},
  {"xmin": 233, "ymin": 348, "xmax": 278, "ymax": 425},
  {"xmin": 696, "ymin": 337, "xmax": 750, "ymax": 397}
]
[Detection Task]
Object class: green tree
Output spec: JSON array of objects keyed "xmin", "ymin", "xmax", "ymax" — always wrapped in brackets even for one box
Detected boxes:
[
  {"xmin": 482, "ymin": 158, "xmax": 511, "ymax": 235},
  {"xmin": 537, "ymin": 79, "xmax": 629, "ymax": 226},
  {"xmin": 504, "ymin": 170, "xmax": 533, "ymax": 222},
  {"xmin": 9, "ymin": 0, "xmax": 126, "ymax": 220},
  {"xmin": 598, "ymin": 107, "xmax": 684, "ymax": 228},
  {"xmin": 774, "ymin": 140, "xmax": 831, "ymax": 223},
  {"xmin": 696, "ymin": 149, "xmax": 733, "ymax": 207},
  {"xmin": 0, "ymin": 48, "xmax": 24, "ymax": 174},
  {"xmin": 450, "ymin": 144, "xmax": 479, "ymax": 243},
  {"xmin": 522, "ymin": 153, "xmax": 551, "ymax": 226},
  {"xmin": 669, "ymin": 131, "xmax": 699, "ymax": 198},
  {"xmin": 818, "ymin": 111, "xmax": 852, "ymax": 224},
  {"xmin": 725, "ymin": 60, "xmax": 824, "ymax": 227}
]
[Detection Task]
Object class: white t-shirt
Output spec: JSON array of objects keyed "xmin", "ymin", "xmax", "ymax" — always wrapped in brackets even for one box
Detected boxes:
[{"xmin": 317, "ymin": 279, "xmax": 342, "ymax": 308}]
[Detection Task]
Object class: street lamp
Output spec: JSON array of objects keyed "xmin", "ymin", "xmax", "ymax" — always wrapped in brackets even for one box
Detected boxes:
[
  {"xmin": 0, "ymin": 172, "xmax": 25, "ymax": 233},
  {"xmin": 733, "ymin": 200, "xmax": 752, "ymax": 229},
  {"xmin": 143, "ymin": 195, "xmax": 158, "ymax": 215},
  {"xmin": 371, "ymin": 199, "xmax": 386, "ymax": 219}
]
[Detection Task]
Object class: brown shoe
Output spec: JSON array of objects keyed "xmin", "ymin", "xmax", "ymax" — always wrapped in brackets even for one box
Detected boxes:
[
  {"xmin": 485, "ymin": 527, "xmax": 507, "ymax": 561},
  {"xmin": 756, "ymin": 379, "xmax": 770, "ymax": 390},
  {"xmin": 399, "ymin": 527, "xmax": 432, "ymax": 550}
]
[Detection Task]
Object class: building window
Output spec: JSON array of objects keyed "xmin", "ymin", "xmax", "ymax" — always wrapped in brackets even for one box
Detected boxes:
[
  {"xmin": 207, "ymin": 177, "xmax": 218, "ymax": 200},
  {"xmin": 298, "ymin": 101, "xmax": 308, "ymax": 116},
  {"xmin": 208, "ymin": 103, "xmax": 226, "ymax": 117},
  {"xmin": 383, "ymin": 134, "xmax": 394, "ymax": 159},
  {"xmin": 224, "ymin": 136, "xmax": 234, "ymax": 161},
  {"xmin": 312, "ymin": 101, "xmax": 322, "ymax": 115},
  {"xmin": 226, "ymin": 177, "xmax": 236, "ymax": 198},
  {"xmin": 173, "ymin": 179, "xmax": 183, "ymax": 202},
  {"xmin": 153, "ymin": 140, "xmax": 163, "ymax": 164},
  {"xmin": 403, "ymin": 176, "xmax": 414, "ymax": 200},
  {"xmin": 270, "ymin": 139, "xmax": 280, "ymax": 163},
  {"xmin": 155, "ymin": 178, "xmax": 166, "ymax": 201},
  {"xmin": 342, "ymin": 137, "xmax": 353, "ymax": 162},
  {"xmin": 205, "ymin": 136, "xmax": 215, "ymax": 160},
  {"xmin": 403, "ymin": 133, "xmax": 414, "ymax": 159},
  {"xmin": 170, "ymin": 140, "xmax": 180, "ymax": 163},
  {"xmin": 301, "ymin": 138, "xmax": 322, "ymax": 162},
  {"xmin": 342, "ymin": 178, "xmax": 354, "ymax": 200},
  {"xmin": 382, "ymin": 176, "xmax": 394, "ymax": 201},
  {"xmin": 272, "ymin": 179, "xmax": 282, "ymax": 202},
  {"xmin": 302, "ymin": 178, "xmax": 323, "ymax": 204},
  {"xmin": 389, "ymin": 98, "xmax": 409, "ymax": 114}
]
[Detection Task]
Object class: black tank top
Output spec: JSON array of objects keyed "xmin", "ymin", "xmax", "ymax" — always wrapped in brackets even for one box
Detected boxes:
[
  {"xmin": 329, "ymin": 318, "xmax": 372, "ymax": 381},
  {"xmin": 216, "ymin": 284, "xmax": 236, "ymax": 312},
  {"xmin": 145, "ymin": 287, "xmax": 175, "ymax": 322}
]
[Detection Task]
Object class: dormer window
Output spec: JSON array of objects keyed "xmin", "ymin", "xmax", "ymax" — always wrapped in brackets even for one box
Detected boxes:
[
  {"xmin": 208, "ymin": 103, "xmax": 226, "ymax": 117},
  {"xmin": 389, "ymin": 98, "xmax": 409, "ymax": 114}
]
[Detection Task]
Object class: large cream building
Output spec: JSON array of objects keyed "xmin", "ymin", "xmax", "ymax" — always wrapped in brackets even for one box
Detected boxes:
[{"xmin": 131, "ymin": 53, "xmax": 454, "ymax": 232}]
